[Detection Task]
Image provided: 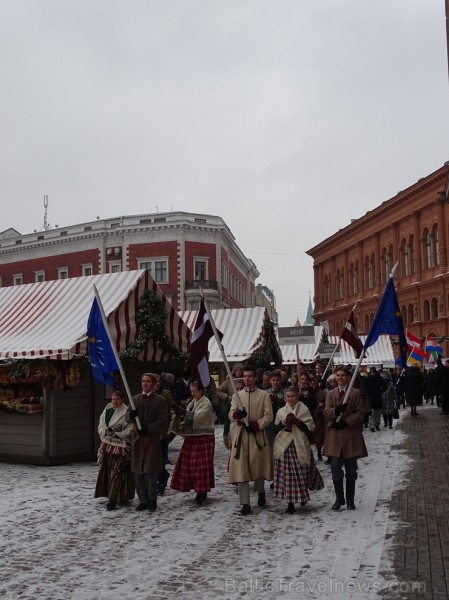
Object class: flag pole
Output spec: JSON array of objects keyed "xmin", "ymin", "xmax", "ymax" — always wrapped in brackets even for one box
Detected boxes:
[
  {"xmin": 201, "ymin": 293, "xmax": 249, "ymax": 425},
  {"xmin": 322, "ymin": 302, "xmax": 359, "ymax": 380},
  {"xmin": 92, "ymin": 284, "xmax": 142, "ymax": 431},
  {"xmin": 336, "ymin": 266, "xmax": 398, "ymax": 420}
]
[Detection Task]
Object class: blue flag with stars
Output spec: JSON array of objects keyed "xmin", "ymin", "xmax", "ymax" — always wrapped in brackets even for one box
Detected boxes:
[
  {"xmin": 363, "ymin": 278, "xmax": 407, "ymax": 368},
  {"xmin": 87, "ymin": 297, "xmax": 119, "ymax": 387}
]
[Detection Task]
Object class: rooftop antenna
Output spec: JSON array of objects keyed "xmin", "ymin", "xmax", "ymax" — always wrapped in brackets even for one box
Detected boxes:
[{"xmin": 43, "ymin": 195, "xmax": 50, "ymax": 231}]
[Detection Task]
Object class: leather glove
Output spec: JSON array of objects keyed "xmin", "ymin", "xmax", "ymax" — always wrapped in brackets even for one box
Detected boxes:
[
  {"xmin": 334, "ymin": 419, "xmax": 348, "ymax": 430},
  {"xmin": 245, "ymin": 424, "xmax": 254, "ymax": 434},
  {"xmin": 139, "ymin": 427, "xmax": 148, "ymax": 436},
  {"xmin": 335, "ymin": 403, "xmax": 348, "ymax": 416},
  {"xmin": 234, "ymin": 408, "xmax": 247, "ymax": 420},
  {"xmin": 297, "ymin": 420, "xmax": 309, "ymax": 433},
  {"xmin": 129, "ymin": 408, "xmax": 139, "ymax": 419}
]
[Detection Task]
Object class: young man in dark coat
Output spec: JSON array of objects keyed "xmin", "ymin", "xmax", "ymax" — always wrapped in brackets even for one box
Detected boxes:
[
  {"xmin": 126, "ymin": 372, "xmax": 169, "ymax": 512},
  {"xmin": 324, "ymin": 366, "xmax": 367, "ymax": 511}
]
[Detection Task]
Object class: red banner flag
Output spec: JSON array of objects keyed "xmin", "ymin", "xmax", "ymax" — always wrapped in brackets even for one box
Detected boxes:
[
  {"xmin": 190, "ymin": 298, "xmax": 222, "ymax": 388},
  {"xmin": 341, "ymin": 310, "xmax": 363, "ymax": 358}
]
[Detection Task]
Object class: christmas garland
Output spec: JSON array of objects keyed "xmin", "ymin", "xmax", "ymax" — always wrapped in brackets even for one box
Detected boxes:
[{"xmin": 120, "ymin": 289, "xmax": 189, "ymax": 366}]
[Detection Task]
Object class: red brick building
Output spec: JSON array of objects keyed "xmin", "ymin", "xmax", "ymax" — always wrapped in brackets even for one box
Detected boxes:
[
  {"xmin": 307, "ymin": 163, "xmax": 449, "ymax": 354},
  {"xmin": 0, "ymin": 211, "xmax": 259, "ymax": 311}
]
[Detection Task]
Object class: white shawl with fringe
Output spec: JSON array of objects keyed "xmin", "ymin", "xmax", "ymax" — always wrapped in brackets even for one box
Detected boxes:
[{"xmin": 273, "ymin": 401, "xmax": 315, "ymax": 465}]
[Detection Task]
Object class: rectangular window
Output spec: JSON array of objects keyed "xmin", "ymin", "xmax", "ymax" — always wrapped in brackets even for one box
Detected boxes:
[
  {"xmin": 109, "ymin": 262, "xmax": 121, "ymax": 273},
  {"xmin": 58, "ymin": 268, "xmax": 68, "ymax": 280},
  {"xmin": 138, "ymin": 258, "xmax": 168, "ymax": 283},
  {"xmin": 82, "ymin": 264, "xmax": 93, "ymax": 276},
  {"xmin": 35, "ymin": 271, "xmax": 45, "ymax": 283},
  {"xmin": 13, "ymin": 274, "xmax": 23, "ymax": 285},
  {"xmin": 194, "ymin": 259, "xmax": 207, "ymax": 280},
  {"xmin": 154, "ymin": 260, "xmax": 168, "ymax": 283}
]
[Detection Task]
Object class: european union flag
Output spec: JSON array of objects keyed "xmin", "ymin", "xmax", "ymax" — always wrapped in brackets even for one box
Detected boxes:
[
  {"xmin": 363, "ymin": 278, "xmax": 407, "ymax": 368},
  {"xmin": 87, "ymin": 297, "xmax": 119, "ymax": 387}
]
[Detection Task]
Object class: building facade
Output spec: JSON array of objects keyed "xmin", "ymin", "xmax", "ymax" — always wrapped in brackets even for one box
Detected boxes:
[
  {"xmin": 0, "ymin": 211, "xmax": 261, "ymax": 311},
  {"xmin": 307, "ymin": 163, "xmax": 449, "ymax": 354}
]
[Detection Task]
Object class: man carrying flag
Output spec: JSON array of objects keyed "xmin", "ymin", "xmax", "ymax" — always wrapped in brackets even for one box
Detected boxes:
[{"xmin": 190, "ymin": 298, "xmax": 223, "ymax": 388}]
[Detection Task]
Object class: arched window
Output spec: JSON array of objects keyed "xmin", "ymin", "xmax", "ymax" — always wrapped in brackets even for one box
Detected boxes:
[
  {"xmin": 324, "ymin": 275, "xmax": 330, "ymax": 304},
  {"xmin": 364, "ymin": 314, "xmax": 370, "ymax": 333},
  {"xmin": 423, "ymin": 228, "xmax": 432, "ymax": 269},
  {"xmin": 401, "ymin": 304, "xmax": 407, "ymax": 325},
  {"xmin": 365, "ymin": 254, "xmax": 374, "ymax": 289},
  {"xmin": 407, "ymin": 303, "xmax": 414, "ymax": 324},
  {"xmin": 432, "ymin": 225, "xmax": 440, "ymax": 267},
  {"xmin": 431, "ymin": 297, "xmax": 438, "ymax": 319},
  {"xmin": 423, "ymin": 299, "xmax": 430, "ymax": 321},
  {"xmin": 400, "ymin": 239, "xmax": 409, "ymax": 276},
  {"xmin": 335, "ymin": 269, "xmax": 343, "ymax": 300},
  {"xmin": 381, "ymin": 247, "xmax": 388, "ymax": 284},
  {"xmin": 409, "ymin": 235, "xmax": 415, "ymax": 274}
]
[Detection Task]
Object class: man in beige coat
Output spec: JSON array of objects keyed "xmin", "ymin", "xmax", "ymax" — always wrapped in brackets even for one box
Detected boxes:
[
  {"xmin": 228, "ymin": 366, "xmax": 273, "ymax": 515},
  {"xmin": 323, "ymin": 365, "xmax": 367, "ymax": 511}
]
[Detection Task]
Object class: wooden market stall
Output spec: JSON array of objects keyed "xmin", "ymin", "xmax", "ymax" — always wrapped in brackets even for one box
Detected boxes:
[{"xmin": 0, "ymin": 270, "xmax": 191, "ymax": 465}]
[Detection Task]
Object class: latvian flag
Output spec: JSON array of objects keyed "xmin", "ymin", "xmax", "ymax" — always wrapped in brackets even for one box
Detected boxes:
[
  {"xmin": 340, "ymin": 310, "xmax": 364, "ymax": 358},
  {"xmin": 190, "ymin": 298, "xmax": 223, "ymax": 388}
]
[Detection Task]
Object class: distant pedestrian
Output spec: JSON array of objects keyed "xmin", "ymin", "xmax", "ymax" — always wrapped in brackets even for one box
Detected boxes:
[
  {"xmin": 404, "ymin": 363, "xmax": 424, "ymax": 416},
  {"xmin": 366, "ymin": 367, "xmax": 386, "ymax": 431},
  {"xmin": 380, "ymin": 370, "xmax": 398, "ymax": 429}
]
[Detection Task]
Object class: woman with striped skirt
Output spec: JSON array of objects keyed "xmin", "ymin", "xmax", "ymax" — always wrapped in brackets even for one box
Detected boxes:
[
  {"xmin": 273, "ymin": 387, "xmax": 324, "ymax": 514},
  {"xmin": 95, "ymin": 391, "xmax": 135, "ymax": 510},
  {"xmin": 170, "ymin": 380, "xmax": 215, "ymax": 505}
]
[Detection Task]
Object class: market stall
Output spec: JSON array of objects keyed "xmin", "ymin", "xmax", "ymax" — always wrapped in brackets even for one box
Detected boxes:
[{"xmin": 0, "ymin": 270, "xmax": 190, "ymax": 465}]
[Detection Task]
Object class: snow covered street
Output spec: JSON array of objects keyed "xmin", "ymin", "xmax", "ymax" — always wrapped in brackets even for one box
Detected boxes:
[{"xmin": 0, "ymin": 414, "xmax": 414, "ymax": 600}]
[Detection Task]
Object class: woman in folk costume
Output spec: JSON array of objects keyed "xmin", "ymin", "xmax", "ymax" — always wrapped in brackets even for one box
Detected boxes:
[
  {"xmin": 170, "ymin": 379, "xmax": 215, "ymax": 505},
  {"xmin": 95, "ymin": 391, "xmax": 135, "ymax": 510},
  {"xmin": 273, "ymin": 387, "xmax": 324, "ymax": 514}
]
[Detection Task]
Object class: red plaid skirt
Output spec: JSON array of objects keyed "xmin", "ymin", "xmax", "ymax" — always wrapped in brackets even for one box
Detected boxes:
[
  {"xmin": 170, "ymin": 435, "xmax": 215, "ymax": 494},
  {"xmin": 273, "ymin": 442, "xmax": 324, "ymax": 504}
]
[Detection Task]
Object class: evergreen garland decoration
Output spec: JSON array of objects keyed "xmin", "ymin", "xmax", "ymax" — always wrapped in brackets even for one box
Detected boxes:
[
  {"xmin": 251, "ymin": 315, "xmax": 283, "ymax": 369},
  {"xmin": 120, "ymin": 289, "xmax": 188, "ymax": 366}
]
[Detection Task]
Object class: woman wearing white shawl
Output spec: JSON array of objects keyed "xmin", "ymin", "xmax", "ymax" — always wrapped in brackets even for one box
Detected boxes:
[
  {"xmin": 273, "ymin": 387, "xmax": 324, "ymax": 514},
  {"xmin": 170, "ymin": 380, "xmax": 215, "ymax": 505}
]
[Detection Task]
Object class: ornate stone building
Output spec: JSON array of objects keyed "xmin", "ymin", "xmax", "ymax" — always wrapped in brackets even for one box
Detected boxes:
[
  {"xmin": 307, "ymin": 163, "xmax": 449, "ymax": 354},
  {"xmin": 0, "ymin": 211, "xmax": 260, "ymax": 311}
]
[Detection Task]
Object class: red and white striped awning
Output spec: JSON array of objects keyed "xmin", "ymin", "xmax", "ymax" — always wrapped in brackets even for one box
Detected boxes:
[
  {"xmin": 329, "ymin": 335, "xmax": 395, "ymax": 367},
  {"xmin": 0, "ymin": 270, "xmax": 190, "ymax": 361},
  {"xmin": 178, "ymin": 307, "xmax": 272, "ymax": 362}
]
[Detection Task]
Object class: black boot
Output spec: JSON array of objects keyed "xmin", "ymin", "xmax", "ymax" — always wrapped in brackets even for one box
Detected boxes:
[
  {"xmin": 346, "ymin": 481, "xmax": 356, "ymax": 510},
  {"xmin": 331, "ymin": 480, "xmax": 345, "ymax": 511},
  {"xmin": 257, "ymin": 492, "xmax": 266, "ymax": 507},
  {"xmin": 317, "ymin": 448, "xmax": 323, "ymax": 461}
]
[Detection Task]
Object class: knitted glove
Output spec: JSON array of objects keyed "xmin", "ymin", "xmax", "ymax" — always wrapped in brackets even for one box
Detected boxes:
[
  {"xmin": 233, "ymin": 408, "xmax": 247, "ymax": 420},
  {"xmin": 335, "ymin": 403, "xmax": 348, "ymax": 416}
]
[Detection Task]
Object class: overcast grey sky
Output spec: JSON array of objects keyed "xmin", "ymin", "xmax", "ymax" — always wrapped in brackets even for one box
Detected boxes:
[{"xmin": 1, "ymin": 0, "xmax": 448, "ymax": 326}]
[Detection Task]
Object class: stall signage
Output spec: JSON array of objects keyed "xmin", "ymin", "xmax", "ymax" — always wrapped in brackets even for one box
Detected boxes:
[
  {"xmin": 278, "ymin": 326, "xmax": 315, "ymax": 345},
  {"xmin": 318, "ymin": 342, "xmax": 340, "ymax": 358}
]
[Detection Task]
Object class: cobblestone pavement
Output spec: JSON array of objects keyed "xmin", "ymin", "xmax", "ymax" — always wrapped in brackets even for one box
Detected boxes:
[
  {"xmin": 1, "ymin": 407, "xmax": 446, "ymax": 600},
  {"xmin": 383, "ymin": 404, "xmax": 449, "ymax": 600}
]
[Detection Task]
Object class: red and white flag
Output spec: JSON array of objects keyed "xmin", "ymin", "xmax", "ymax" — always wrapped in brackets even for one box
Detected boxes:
[
  {"xmin": 406, "ymin": 329, "xmax": 422, "ymax": 352},
  {"xmin": 340, "ymin": 310, "xmax": 363, "ymax": 358},
  {"xmin": 190, "ymin": 298, "xmax": 222, "ymax": 388}
]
